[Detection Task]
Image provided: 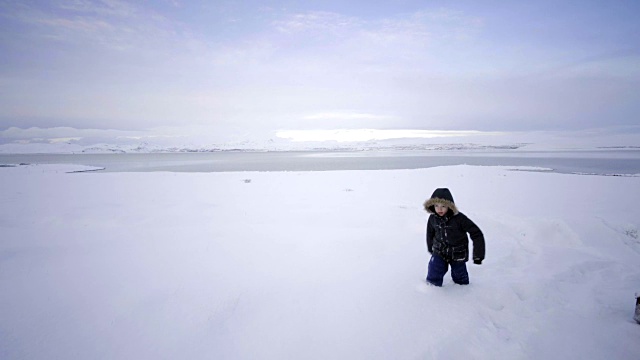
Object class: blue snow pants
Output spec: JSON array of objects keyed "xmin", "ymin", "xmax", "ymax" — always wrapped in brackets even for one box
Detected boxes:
[{"xmin": 426, "ymin": 253, "xmax": 469, "ymax": 286}]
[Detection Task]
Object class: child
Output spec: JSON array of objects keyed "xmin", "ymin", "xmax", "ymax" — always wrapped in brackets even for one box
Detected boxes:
[{"xmin": 424, "ymin": 188, "xmax": 485, "ymax": 286}]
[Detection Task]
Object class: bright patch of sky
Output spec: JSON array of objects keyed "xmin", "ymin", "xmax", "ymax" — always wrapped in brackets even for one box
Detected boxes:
[{"xmin": 0, "ymin": 0, "xmax": 639, "ymax": 143}]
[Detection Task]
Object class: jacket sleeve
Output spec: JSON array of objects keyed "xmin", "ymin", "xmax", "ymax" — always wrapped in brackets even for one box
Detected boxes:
[
  {"xmin": 426, "ymin": 215, "xmax": 434, "ymax": 253},
  {"xmin": 460, "ymin": 214, "xmax": 485, "ymax": 261}
]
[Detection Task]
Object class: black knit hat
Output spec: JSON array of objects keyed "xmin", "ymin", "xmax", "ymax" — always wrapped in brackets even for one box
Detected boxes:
[{"xmin": 423, "ymin": 188, "xmax": 458, "ymax": 215}]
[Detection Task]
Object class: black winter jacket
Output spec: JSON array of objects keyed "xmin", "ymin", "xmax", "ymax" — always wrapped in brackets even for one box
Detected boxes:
[{"xmin": 426, "ymin": 213, "xmax": 485, "ymax": 262}]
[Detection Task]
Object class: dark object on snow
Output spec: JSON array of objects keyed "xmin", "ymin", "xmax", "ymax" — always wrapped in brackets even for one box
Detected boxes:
[{"xmin": 635, "ymin": 294, "xmax": 640, "ymax": 324}]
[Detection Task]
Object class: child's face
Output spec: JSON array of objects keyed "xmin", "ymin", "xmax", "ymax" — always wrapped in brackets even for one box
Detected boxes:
[{"xmin": 434, "ymin": 204, "xmax": 448, "ymax": 216}]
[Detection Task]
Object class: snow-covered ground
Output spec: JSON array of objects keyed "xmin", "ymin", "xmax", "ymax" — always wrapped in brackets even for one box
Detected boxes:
[
  {"xmin": 2, "ymin": 126, "xmax": 640, "ymax": 154},
  {"xmin": 1, "ymin": 164, "xmax": 639, "ymax": 359}
]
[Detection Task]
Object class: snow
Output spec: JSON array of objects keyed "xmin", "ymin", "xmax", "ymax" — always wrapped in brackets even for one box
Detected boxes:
[
  {"xmin": 1, "ymin": 163, "xmax": 639, "ymax": 359},
  {"xmin": 2, "ymin": 126, "xmax": 640, "ymax": 154}
]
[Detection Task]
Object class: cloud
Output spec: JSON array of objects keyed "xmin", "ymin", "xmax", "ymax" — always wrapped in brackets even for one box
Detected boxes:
[
  {"xmin": 302, "ymin": 112, "xmax": 392, "ymax": 121},
  {"xmin": 273, "ymin": 11, "xmax": 362, "ymax": 35},
  {"xmin": 6, "ymin": 0, "xmax": 187, "ymax": 53},
  {"xmin": 1, "ymin": 2, "xmax": 638, "ymax": 135},
  {"xmin": 276, "ymin": 129, "xmax": 503, "ymax": 142},
  {"xmin": 57, "ymin": 0, "xmax": 140, "ymax": 17},
  {"xmin": 265, "ymin": 8, "xmax": 484, "ymax": 72},
  {"xmin": 546, "ymin": 48, "xmax": 640, "ymax": 78}
]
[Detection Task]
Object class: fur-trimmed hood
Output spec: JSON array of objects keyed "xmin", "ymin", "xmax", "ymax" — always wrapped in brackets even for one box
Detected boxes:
[{"xmin": 424, "ymin": 188, "xmax": 459, "ymax": 215}]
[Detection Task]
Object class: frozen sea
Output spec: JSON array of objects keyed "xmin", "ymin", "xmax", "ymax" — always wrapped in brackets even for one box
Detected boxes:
[{"xmin": 1, "ymin": 149, "xmax": 640, "ymax": 175}]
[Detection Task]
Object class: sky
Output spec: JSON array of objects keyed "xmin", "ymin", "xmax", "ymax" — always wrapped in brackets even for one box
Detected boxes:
[{"xmin": 0, "ymin": 0, "xmax": 639, "ymax": 144}]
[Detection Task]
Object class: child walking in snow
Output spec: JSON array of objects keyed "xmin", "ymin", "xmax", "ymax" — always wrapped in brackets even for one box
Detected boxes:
[{"xmin": 424, "ymin": 188, "xmax": 485, "ymax": 286}]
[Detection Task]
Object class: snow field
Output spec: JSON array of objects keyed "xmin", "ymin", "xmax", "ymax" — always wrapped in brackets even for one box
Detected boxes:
[{"xmin": 1, "ymin": 164, "xmax": 639, "ymax": 359}]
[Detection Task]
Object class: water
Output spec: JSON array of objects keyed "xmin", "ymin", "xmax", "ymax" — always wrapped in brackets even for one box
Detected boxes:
[{"xmin": 1, "ymin": 150, "xmax": 640, "ymax": 175}]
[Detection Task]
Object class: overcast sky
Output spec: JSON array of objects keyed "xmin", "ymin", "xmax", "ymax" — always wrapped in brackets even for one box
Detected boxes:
[{"xmin": 1, "ymin": 0, "xmax": 639, "ymax": 142}]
